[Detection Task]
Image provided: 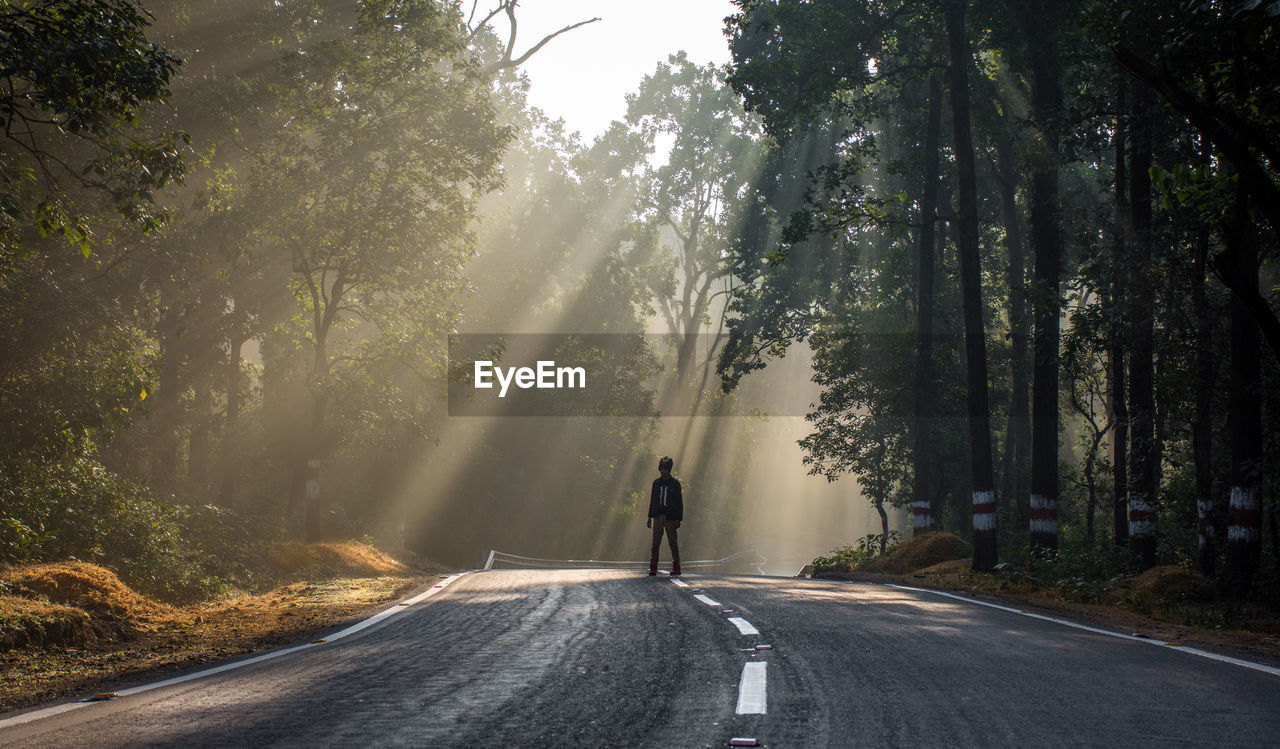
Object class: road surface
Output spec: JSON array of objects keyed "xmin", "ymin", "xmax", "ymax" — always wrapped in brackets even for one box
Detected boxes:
[{"xmin": 3, "ymin": 569, "xmax": 1279, "ymax": 747}]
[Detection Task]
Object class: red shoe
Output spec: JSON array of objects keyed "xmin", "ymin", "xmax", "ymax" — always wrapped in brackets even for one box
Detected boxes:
[
  {"xmin": 671, "ymin": 564, "xmax": 681, "ymax": 577},
  {"xmin": 649, "ymin": 563, "xmax": 657, "ymax": 576}
]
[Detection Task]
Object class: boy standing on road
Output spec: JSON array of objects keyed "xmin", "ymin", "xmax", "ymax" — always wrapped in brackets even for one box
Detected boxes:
[{"xmin": 647, "ymin": 456, "xmax": 683, "ymax": 576}]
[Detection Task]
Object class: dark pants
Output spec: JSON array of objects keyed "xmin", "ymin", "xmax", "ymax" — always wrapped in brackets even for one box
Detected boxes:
[{"xmin": 650, "ymin": 515, "xmax": 680, "ymax": 567}]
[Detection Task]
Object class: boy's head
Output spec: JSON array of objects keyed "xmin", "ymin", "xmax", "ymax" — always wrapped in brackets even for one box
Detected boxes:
[{"xmin": 658, "ymin": 456, "xmax": 674, "ymax": 475}]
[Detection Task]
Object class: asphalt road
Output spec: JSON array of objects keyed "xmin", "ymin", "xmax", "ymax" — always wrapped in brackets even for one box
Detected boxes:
[{"xmin": 3, "ymin": 569, "xmax": 1279, "ymax": 747}]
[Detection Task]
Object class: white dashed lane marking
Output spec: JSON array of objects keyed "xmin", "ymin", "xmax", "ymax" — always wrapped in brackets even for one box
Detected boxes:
[
  {"xmin": 728, "ymin": 617, "xmax": 760, "ymax": 636},
  {"xmin": 693, "ymin": 593, "xmax": 722, "ymax": 607},
  {"xmin": 735, "ymin": 662, "xmax": 768, "ymax": 714}
]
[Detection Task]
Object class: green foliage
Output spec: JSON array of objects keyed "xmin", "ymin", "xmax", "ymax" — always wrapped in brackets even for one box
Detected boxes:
[
  {"xmin": 0, "ymin": 246, "xmax": 152, "ymax": 460},
  {"xmin": 812, "ymin": 530, "xmax": 902, "ymax": 569},
  {"xmin": 0, "ymin": 0, "xmax": 186, "ymax": 254},
  {"xmin": 0, "ymin": 452, "xmax": 217, "ymax": 600},
  {"xmin": 993, "ymin": 528, "xmax": 1134, "ymax": 602}
]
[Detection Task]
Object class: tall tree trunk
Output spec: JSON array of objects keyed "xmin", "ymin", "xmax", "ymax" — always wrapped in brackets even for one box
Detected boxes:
[
  {"xmin": 1026, "ymin": 15, "xmax": 1064, "ymax": 555},
  {"xmin": 995, "ymin": 138, "xmax": 1031, "ymax": 540},
  {"xmin": 1127, "ymin": 84, "xmax": 1158, "ymax": 570},
  {"xmin": 876, "ymin": 496, "xmax": 890, "ymax": 553},
  {"xmin": 1225, "ymin": 188, "xmax": 1263, "ymax": 599},
  {"xmin": 189, "ymin": 371, "xmax": 212, "ymax": 488},
  {"xmin": 220, "ymin": 304, "xmax": 247, "ymax": 506},
  {"xmin": 912, "ymin": 72, "xmax": 943, "ymax": 537},
  {"xmin": 1192, "ymin": 213, "xmax": 1215, "ymax": 576},
  {"xmin": 153, "ymin": 293, "xmax": 181, "ymax": 490},
  {"xmin": 306, "ymin": 325, "xmax": 330, "ymax": 543},
  {"xmin": 1110, "ymin": 77, "xmax": 1130, "ymax": 548},
  {"xmin": 946, "ymin": 0, "xmax": 997, "ymax": 571}
]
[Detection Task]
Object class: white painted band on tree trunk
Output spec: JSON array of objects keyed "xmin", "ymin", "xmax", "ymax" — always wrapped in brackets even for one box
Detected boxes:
[
  {"xmin": 1129, "ymin": 520, "xmax": 1155, "ymax": 536},
  {"xmin": 1128, "ymin": 492, "xmax": 1154, "ymax": 538},
  {"xmin": 1128, "ymin": 493, "xmax": 1154, "ymax": 513},
  {"xmin": 1197, "ymin": 499, "xmax": 1211, "ymax": 549},
  {"xmin": 305, "ymin": 458, "xmax": 321, "ymax": 500},
  {"xmin": 972, "ymin": 491, "xmax": 996, "ymax": 531},
  {"xmin": 1029, "ymin": 518, "xmax": 1057, "ymax": 535},
  {"xmin": 1229, "ymin": 485, "xmax": 1259, "ymax": 511},
  {"xmin": 1029, "ymin": 493, "xmax": 1052, "ymax": 510},
  {"xmin": 1226, "ymin": 486, "xmax": 1259, "ymax": 543},
  {"xmin": 1228, "ymin": 525, "xmax": 1261, "ymax": 543},
  {"xmin": 973, "ymin": 514, "xmax": 997, "ymax": 531}
]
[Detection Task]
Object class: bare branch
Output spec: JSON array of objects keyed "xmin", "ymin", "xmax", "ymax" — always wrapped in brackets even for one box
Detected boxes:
[
  {"xmin": 503, "ymin": 1, "xmax": 518, "ymax": 65},
  {"xmin": 466, "ymin": 2, "xmax": 507, "ymax": 42},
  {"xmin": 482, "ymin": 16, "xmax": 601, "ymax": 75}
]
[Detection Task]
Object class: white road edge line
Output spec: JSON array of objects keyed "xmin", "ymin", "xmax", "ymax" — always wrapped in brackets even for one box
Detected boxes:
[
  {"xmin": 735, "ymin": 661, "xmax": 768, "ymax": 714},
  {"xmin": 693, "ymin": 593, "xmax": 722, "ymax": 607},
  {"xmin": 0, "ymin": 572, "xmax": 471, "ymax": 730},
  {"xmin": 728, "ymin": 617, "xmax": 760, "ymax": 636},
  {"xmin": 883, "ymin": 583, "xmax": 1280, "ymax": 678}
]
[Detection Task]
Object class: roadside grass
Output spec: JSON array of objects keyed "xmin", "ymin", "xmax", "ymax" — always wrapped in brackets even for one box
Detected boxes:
[{"xmin": 0, "ymin": 542, "xmax": 450, "ymax": 713}]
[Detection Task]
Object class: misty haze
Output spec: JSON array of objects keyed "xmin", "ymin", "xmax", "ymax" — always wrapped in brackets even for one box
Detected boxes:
[{"xmin": 1, "ymin": 1, "xmax": 1278, "ymax": 746}]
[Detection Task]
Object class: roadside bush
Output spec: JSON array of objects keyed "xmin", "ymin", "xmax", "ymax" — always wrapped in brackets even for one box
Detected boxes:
[
  {"xmin": 992, "ymin": 527, "xmax": 1133, "ymax": 602},
  {"xmin": 812, "ymin": 531, "xmax": 902, "ymax": 570},
  {"xmin": 0, "ymin": 454, "xmax": 214, "ymax": 601}
]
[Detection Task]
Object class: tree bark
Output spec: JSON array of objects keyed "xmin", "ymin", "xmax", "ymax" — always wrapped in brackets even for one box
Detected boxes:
[
  {"xmin": 1110, "ymin": 76, "xmax": 1130, "ymax": 548},
  {"xmin": 153, "ymin": 293, "xmax": 181, "ymax": 491},
  {"xmin": 876, "ymin": 497, "xmax": 890, "ymax": 553},
  {"xmin": 188, "ymin": 372, "xmax": 212, "ymax": 488},
  {"xmin": 995, "ymin": 138, "xmax": 1031, "ymax": 541},
  {"xmin": 219, "ymin": 303, "xmax": 247, "ymax": 507},
  {"xmin": 1026, "ymin": 16, "xmax": 1064, "ymax": 555},
  {"xmin": 912, "ymin": 72, "xmax": 942, "ymax": 537},
  {"xmin": 946, "ymin": 0, "xmax": 998, "ymax": 571},
  {"xmin": 1112, "ymin": 45, "xmax": 1280, "ymax": 359},
  {"xmin": 1226, "ymin": 187, "xmax": 1262, "ymax": 599},
  {"xmin": 1192, "ymin": 156, "xmax": 1216, "ymax": 577},
  {"xmin": 1127, "ymin": 83, "xmax": 1157, "ymax": 570}
]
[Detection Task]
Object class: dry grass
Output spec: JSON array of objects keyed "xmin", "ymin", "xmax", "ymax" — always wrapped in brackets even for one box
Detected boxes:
[
  {"xmin": 267, "ymin": 541, "xmax": 412, "ymax": 579},
  {"xmin": 863, "ymin": 532, "xmax": 972, "ymax": 574},
  {"xmin": 1131, "ymin": 565, "xmax": 1215, "ymax": 602},
  {"xmin": 0, "ymin": 542, "xmax": 450, "ymax": 713}
]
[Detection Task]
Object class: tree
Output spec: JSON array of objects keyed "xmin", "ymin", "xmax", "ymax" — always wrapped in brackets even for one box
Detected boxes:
[
  {"xmin": 722, "ymin": 0, "xmax": 967, "ymax": 541},
  {"xmin": 0, "ymin": 0, "xmax": 185, "ymax": 256},
  {"xmin": 1004, "ymin": 0, "xmax": 1078, "ymax": 553},
  {"xmin": 624, "ymin": 53, "xmax": 763, "ymax": 384},
  {"xmin": 944, "ymin": 0, "xmax": 998, "ymax": 570},
  {"xmin": 246, "ymin": 0, "xmax": 507, "ymax": 539}
]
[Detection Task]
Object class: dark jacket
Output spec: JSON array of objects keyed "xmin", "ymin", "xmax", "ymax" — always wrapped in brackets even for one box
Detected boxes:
[{"xmin": 647, "ymin": 476, "xmax": 683, "ymax": 521}]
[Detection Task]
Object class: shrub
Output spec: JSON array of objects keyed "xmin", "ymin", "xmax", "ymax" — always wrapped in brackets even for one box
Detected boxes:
[
  {"xmin": 812, "ymin": 531, "xmax": 902, "ymax": 570},
  {"xmin": 0, "ymin": 454, "xmax": 212, "ymax": 601}
]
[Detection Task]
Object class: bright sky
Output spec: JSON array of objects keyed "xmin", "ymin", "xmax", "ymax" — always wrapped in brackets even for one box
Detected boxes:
[{"xmin": 501, "ymin": 0, "xmax": 739, "ymax": 141}]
